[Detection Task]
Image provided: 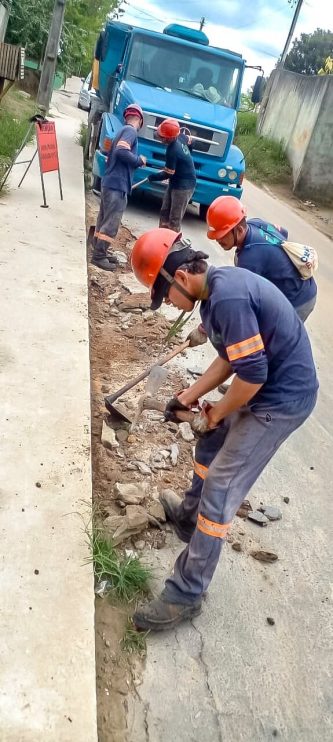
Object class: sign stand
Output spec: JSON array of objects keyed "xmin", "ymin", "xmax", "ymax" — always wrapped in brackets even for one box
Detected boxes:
[{"xmin": 17, "ymin": 119, "xmax": 63, "ymax": 208}]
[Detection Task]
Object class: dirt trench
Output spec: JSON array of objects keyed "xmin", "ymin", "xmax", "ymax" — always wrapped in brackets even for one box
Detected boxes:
[{"xmin": 86, "ymin": 195, "xmax": 196, "ymax": 741}]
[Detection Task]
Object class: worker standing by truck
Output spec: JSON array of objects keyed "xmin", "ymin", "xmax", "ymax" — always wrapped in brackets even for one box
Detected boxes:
[
  {"xmin": 91, "ymin": 103, "xmax": 146, "ymax": 271},
  {"xmin": 148, "ymin": 118, "xmax": 196, "ymax": 232},
  {"xmin": 130, "ymin": 228, "xmax": 318, "ymax": 631}
]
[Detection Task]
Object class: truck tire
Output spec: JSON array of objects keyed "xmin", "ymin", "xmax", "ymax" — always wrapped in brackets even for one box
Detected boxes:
[{"xmin": 199, "ymin": 204, "xmax": 208, "ymax": 221}]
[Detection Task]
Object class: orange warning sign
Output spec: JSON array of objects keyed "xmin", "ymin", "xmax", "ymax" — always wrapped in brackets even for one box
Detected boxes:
[{"xmin": 36, "ymin": 121, "xmax": 59, "ymax": 174}]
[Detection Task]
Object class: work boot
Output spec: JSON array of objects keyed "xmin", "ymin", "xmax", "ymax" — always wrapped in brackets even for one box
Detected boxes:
[
  {"xmin": 133, "ymin": 596, "xmax": 202, "ymax": 631},
  {"xmin": 91, "ymin": 256, "xmax": 117, "ymax": 271},
  {"xmin": 159, "ymin": 491, "xmax": 195, "ymax": 543}
]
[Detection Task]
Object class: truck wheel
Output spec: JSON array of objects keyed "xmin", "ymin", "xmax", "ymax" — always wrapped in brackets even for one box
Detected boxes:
[{"xmin": 199, "ymin": 204, "xmax": 208, "ymax": 221}]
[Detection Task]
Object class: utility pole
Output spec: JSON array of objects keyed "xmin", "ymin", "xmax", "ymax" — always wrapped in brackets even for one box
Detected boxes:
[
  {"xmin": 199, "ymin": 17, "xmax": 205, "ymax": 32},
  {"xmin": 37, "ymin": 0, "xmax": 67, "ymax": 111},
  {"xmin": 279, "ymin": 0, "xmax": 303, "ymax": 67}
]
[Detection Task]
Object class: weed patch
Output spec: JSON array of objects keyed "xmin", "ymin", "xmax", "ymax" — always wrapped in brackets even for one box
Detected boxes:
[
  {"xmin": 121, "ymin": 620, "xmax": 149, "ymax": 655},
  {"xmin": 0, "ymin": 88, "xmax": 36, "ymax": 189},
  {"xmin": 86, "ymin": 525, "xmax": 152, "ymax": 602},
  {"xmin": 235, "ymin": 111, "xmax": 292, "ymax": 186}
]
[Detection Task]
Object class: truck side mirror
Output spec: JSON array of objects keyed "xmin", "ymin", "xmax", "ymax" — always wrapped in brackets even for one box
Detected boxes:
[{"xmin": 251, "ymin": 76, "xmax": 265, "ymax": 104}]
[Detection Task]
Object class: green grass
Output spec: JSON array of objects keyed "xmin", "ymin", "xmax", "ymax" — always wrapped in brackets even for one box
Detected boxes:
[
  {"xmin": 77, "ymin": 121, "xmax": 88, "ymax": 151},
  {"xmin": 86, "ymin": 525, "xmax": 152, "ymax": 602},
  {"xmin": 235, "ymin": 111, "xmax": 292, "ymax": 186},
  {"xmin": 0, "ymin": 87, "xmax": 36, "ymax": 189},
  {"xmin": 121, "ymin": 620, "xmax": 149, "ymax": 655}
]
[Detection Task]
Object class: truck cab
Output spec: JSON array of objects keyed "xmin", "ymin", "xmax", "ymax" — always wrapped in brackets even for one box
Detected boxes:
[{"xmin": 90, "ymin": 21, "xmax": 246, "ymax": 217}]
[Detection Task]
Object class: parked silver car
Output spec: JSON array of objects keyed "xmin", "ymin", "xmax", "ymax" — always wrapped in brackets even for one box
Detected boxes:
[{"xmin": 78, "ymin": 73, "xmax": 95, "ymax": 111}]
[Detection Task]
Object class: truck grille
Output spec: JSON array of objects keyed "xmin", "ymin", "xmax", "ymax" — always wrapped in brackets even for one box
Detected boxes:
[{"xmin": 141, "ymin": 112, "xmax": 228, "ymax": 158}]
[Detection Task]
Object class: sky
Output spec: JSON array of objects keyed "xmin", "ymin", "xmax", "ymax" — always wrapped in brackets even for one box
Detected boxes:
[{"xmin": 115, "ymin": 0, "xmax": 333, "ymax": 90}]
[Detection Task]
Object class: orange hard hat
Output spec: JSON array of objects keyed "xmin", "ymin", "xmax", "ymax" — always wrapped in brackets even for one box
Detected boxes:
[
  {"xmin": 124, "ymin": 103, "xmax": 144, "ymax": 128},
  {"xmin": 156, "ymin": 118, "xmax": 180, "ymax": 140},
  {"xmin": 131, "ymin": 228, "xmax": 181, "ymax": 290},
  {"xmin": 206, "ymin": 196, "xmax": 247, "ymax": 240}
]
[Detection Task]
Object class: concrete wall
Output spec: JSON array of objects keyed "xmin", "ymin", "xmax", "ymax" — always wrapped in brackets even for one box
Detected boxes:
[
  {"xmin": 258, "ymin": 68, "xmax": 333, "ymax": 205},
  {"xmin": 0, "ymin": 2, "xmax": 9, "ymax": 42}
]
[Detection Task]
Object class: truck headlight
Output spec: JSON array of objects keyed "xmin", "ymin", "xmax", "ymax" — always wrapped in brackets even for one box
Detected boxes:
[
  {"xmin": 218, "ymin": 168, "xmax": 227, "ymax": 178},
  {"xmin": 228, "ymin": 170, "xmax": 238, "ymax": 181}
]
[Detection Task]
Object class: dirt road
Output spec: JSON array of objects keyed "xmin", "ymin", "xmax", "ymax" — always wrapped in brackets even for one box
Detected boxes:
[{"xmin": 120, "ymin": 188, "xmax": 333, "ymax": 741}]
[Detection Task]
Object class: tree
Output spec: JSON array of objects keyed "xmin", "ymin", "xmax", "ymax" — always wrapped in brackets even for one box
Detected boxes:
[
  {"xmin": 284, "ymin": 28, "xmax": 333, "ymax": 75},
  {"xmin": 5, "ymin": 0, "xmax": 121, "ymax": 76},
  {"xmin": 318, "ymin": 56, "xmax": 333, "ymax": 75}
]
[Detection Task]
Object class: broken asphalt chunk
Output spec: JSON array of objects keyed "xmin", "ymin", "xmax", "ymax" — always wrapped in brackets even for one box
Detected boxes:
[
  {"xmin": 247, "ymin": 510, "xmax": 269, "ymax": 526},
  {"xmin": 250, "ymin": 550, "xmax": 278, "ymax": 563},
  {"xmin": 236, "ymin": 499, "xmax": 252, "ymax": 518},
  {"xmin": 259, "ymin": 505, "xmax": 282, "ymax": 521}
]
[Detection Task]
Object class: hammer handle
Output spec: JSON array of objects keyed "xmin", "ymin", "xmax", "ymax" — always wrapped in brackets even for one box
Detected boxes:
[{"xmin": 105, "ymin": 340, "xmax": 190, "ymax": 405}]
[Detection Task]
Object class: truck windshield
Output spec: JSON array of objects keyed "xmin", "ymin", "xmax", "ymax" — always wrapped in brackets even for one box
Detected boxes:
[{"xmin": 126, "ymin": 34, "xmax": 241, "ymax": 109}]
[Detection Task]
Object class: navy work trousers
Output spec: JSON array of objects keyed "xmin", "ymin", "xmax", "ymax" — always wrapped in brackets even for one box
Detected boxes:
[
  {"xmin": 162, "ymin": 393, "xmax": 317, "ymax": 605},
  {"xmin": 93, "ymin": 187, "xmax": 127, "ymax": 260}
]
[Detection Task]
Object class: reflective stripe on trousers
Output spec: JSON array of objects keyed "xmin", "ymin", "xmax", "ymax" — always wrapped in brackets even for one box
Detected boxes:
[{"xmin": 162, "ymin": 394, "xmax": 317, "ymax": 605}]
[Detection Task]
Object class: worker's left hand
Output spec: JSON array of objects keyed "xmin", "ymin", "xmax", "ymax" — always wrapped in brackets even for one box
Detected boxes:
[{"xmin": 192, "ymin": 402, "xmax": 220, "ymax": 434}]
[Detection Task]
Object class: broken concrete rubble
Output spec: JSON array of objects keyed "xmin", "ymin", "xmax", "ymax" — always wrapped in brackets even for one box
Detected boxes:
[
  {"xmin": 179, "ymin": 422, "xmax": 195, "ymax": 442},
  {"xmin": 103, "ymin": 505, "xmax": 148, "ymax": 545},
  {"xmin": 170, "ymin": 443, "xmax": 179, "ymax": 466},
  {"xmin": 113, "ymin": 482, "xmax": 147, "ymax": 505},
  {"xmin": 101, "ymin": 420, "xmax": 119, "ymax": 449},
  {"xmin": 134, "ymin": 461, "xmax": 152, "ymax": 475},
  {"xmin": 148, "ymin": 500, "xmax": 166, "ymax": 522}
]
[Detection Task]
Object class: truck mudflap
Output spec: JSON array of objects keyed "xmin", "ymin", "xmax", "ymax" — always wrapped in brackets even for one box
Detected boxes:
[{"xmin": 93, "ymin": 150, "xmax": 107, "ymax": 178}]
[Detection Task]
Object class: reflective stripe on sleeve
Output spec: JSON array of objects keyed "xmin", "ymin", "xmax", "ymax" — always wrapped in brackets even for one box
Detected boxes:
[
  {"xmin": 226, "ymin": 333, "xmax": 264, "ymax": 362},
  {"xmin": 116, "ymin": 140, "xmax": 131, "ymax": 150}
]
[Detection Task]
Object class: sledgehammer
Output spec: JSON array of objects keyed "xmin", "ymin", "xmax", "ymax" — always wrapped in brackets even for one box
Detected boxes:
[{"xmin": 104, "ymin": 340, "xmax": 190, "ymax": 418}]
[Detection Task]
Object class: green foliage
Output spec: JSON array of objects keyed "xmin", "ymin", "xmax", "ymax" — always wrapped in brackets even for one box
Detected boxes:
[
  {"xmin": 285, "ymin": 28, "xmax": 333, "ymax": 75},
  {"xmin": 77, "ymin": 121, "xmax": 88, "ymax": 150},
  {"xmin": 121, "ymin": 621, "xmax": 149, "ymax": 655},
  {"xmin": 6, "ymin": 0, "xmax": 122, "ymax": 77},
  {"xmin": 235, "ymin": 112, "xmax": 291, "ymax": 186},
  {"xmin": 0, "ymin": 88, "xmax": 36, "ymax": 190},
  {"xmin": 86, "ymin": 526, "xmax": 152, "ymax": 603},
  {"xmin": 240, "ymin": 90, "xmax": 255, "ymax": 112}
]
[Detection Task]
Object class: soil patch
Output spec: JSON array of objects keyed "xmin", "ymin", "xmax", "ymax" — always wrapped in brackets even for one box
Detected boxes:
[{"xmin": 86, "ymin": 194, "xmax": 194, "ymax": 740}]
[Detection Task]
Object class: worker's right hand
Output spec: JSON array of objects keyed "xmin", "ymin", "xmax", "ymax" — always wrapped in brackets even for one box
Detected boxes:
[
  {"xmin": 186, "ymin": 325, "xmax": 208, "ymax": 347},
  {"xmin": 164, "ymin": 396, "xmax": 192, "ymax": 423},
  {"xmin": 140, "ymin": 155, "xmax": 147, "ymax": 167}
]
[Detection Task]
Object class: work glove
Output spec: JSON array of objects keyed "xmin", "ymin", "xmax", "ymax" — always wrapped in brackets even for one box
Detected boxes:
[
  {"xmin": 164, "ymin": 396, "xmax": 191, "ymax": 423},
  {"xmin": 186, "ymin": 324, "xmax": 208, "ymax": 348}
]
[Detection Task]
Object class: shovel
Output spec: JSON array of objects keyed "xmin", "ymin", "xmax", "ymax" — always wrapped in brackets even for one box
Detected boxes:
[
  {"xmin": 131, "ymin": 177, "xmax": 149, "ymax": 191},
  {"xmin": 105, "ymin": 339, "xmax": 190, "ymax": 421}
]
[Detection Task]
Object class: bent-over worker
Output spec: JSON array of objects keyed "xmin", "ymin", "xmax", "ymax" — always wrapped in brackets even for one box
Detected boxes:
[{"xmin": 130, "ymin": 228, "xmax": 318, "ymax": 631}]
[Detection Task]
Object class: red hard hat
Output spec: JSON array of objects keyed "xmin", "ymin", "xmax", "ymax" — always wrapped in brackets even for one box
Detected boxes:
[
  {"xmin": 131, "ymin": 228, "xmax": 181, "ymax": 289},
  {"xmin": 206, "ymin": 196, "xmax": 247, "ymax": 240},
  {"xmin": 156, "ymin": 118, "xmax": 180, "ymax": 140},
  {"xmin": 124, "ymin": 103, "xmax": 144, "ymax": 128}
]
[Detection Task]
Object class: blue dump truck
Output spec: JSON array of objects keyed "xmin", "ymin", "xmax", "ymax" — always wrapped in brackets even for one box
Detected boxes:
[{"xmin": 88, "ymin": 20, "xmax": 263, "ymax": 218}]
